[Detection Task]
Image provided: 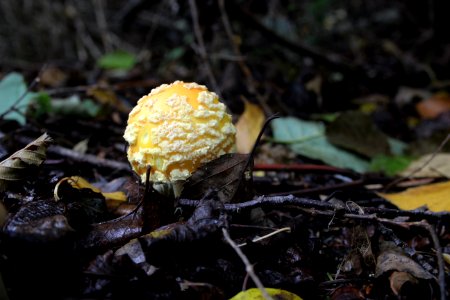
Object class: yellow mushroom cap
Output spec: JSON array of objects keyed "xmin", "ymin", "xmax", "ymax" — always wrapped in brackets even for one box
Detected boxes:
[{"xmin": 124, "ymin": 81, "xmax": 236, "ymax": 184}]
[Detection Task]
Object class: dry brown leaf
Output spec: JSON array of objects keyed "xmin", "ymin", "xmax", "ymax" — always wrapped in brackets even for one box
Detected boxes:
[
  {"xmin": 235, "ymin": 100, "xmax": 265, "ymax": 153},
  {"xmin": 376, "ymin": 243, "xmax": 434, "ymax": 280},
  {"xmin": 182, "ymin": 153, "xmax": 254, "ymax": 203},
  {"xmin": 399, "ymin": 153, "xmax": 450, "ymax": 178},
  {"xmin": 389, "ymin": 271, "xmax": 418, "ymax": 296},
  {"xmin": 0, "ymin": 133, "xmax": 52, "ymax": 192},
  {"xmin": 416, "ymin": 92, "xmax": 450, "ymax": 119},
  {"xmin": 377, "ymin": 180, "xmax": 450, "ymax": 212},
  {"xmin": 87, "ymin": 86, "xmax": 130, "ymax": 113}
]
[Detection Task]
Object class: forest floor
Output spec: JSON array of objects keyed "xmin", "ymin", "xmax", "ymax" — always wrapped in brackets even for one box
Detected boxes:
[{"xmin": 0, "ymin": 1, "xmax": 449, "ymax": 299}]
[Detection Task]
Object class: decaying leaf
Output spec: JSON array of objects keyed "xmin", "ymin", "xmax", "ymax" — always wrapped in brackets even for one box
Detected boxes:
[
  {"xmin": 377, "ymin": 180, "xmax": 450, "ymax": 212},
  {"xmin": 0, "ymin": 133, "xmax": 52, "ymax": 192},
  {"xmin": 326, "ymin": 110, "xmax": 391, "ymax": 158},
  {"xmin": 182, "ymin": 153, "xmax": 254, "ymax": 203},
  {"xmin": 87, "ymin": 86, "xmax": 131, "ymax": 113},
  {"xmin": 78, "ymin": 205, "xmax": 144, "ymax": 251},
  {"xmin": 116, "ymin": 199, "xmax": 227, "ymax": 267},
  {"xmin": 331, "ymin": 286, "xmax": 365, "ymax": 300},
  {"xmin": 3, "ymin": 200, "xmax": 72, "ymax": 242},
  {"xmin": 375, "ymin": 242, "xmax": 436, "ymax": 298},
  {"xmin": 389, "ymin": 271, "xmax": 418, "ymax": 296},
  {"xmin": 235, "ymin": 100, "xmax": 266, "ymax": 153},
  {"xmin": 375, "ymin": 242, "xmax": 434, "ymax": 280},
  {"xmin": 399, "ymin": 153, "xmax": 450, "ymax": 178},
  {"xmin": 229, "ymin": 287, "xmax": 303, "ymax": 300}
]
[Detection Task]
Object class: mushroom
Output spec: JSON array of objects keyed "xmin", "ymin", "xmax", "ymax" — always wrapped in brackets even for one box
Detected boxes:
[{"xmin": 124, "ymin": 80, "xmax": 236, "ymax": 196}]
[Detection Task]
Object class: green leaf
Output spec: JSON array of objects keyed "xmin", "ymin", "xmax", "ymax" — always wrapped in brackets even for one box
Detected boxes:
[
  {"xmin": 272, "ymin": 117, "xmax": 369, "ymax": 173},
  {"xmin": 97, "ymin": 50, "xmax": 136, "ymax": 70},
  {"xmin": 31, "ymin": 92, "xmax": 53, "ymax": 118},
  {"xmin": 0, "ymin": 72, "xmax": 36, "ymax": 125},
  {"xmin": 51, "ymin": 95, "xmax": 101, "ymax": 118},
  {"xmin": 370, "ymin": 155, "xmax": 414, "ymax": 176}
]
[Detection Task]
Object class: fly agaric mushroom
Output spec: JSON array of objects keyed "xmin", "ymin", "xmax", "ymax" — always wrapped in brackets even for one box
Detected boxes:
[{"xmin": 124, "ymin": 80, "xmax": 236, "ymax": 196}]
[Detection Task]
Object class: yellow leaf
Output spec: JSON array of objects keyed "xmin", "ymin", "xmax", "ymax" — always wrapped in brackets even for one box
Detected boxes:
[
  {"xmin": 443, "ymin": 253, "xmax": 450, "ymax": 265},
  {"xmin": 235, "ymin": 100, "xmax": 265, "ymax": 153},
  {"xmin": 377, "ymin": 181, "xmax": 450, "ymax": 212},
  {"xmin": 229, "ymin": 287, "xmax": 302, "ymax": 300},
  {"xmin": 54, "ymin": 176, "xmax": 127, "ymax": 202}
]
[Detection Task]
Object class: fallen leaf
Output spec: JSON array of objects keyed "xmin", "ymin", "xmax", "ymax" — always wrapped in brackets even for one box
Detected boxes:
[
  {"xmin": 235, "ymin": 100, "xmax": 265, "ymax": 153},
  {"xmin": 0, "ymin": 72, "xmax": 37, "ymax": 125},
  {"xmin": 54, "ymin": 176, "xmax": 127, "ymax": 202},
  {"xmin": 271, "ymin": 117, "xmax": 369, "ymax": 173},
  {"xmin": 399, "ymin": 153, "xmax": 450, "ymax": 178},
  {"xmin": 370, "ymin": 155, "xmax": 414, "ymax": 176},
  {"xmin": 326, "ymin": 110, "xmax": 391, "ymax": 158},
  {"xmin": 39, "ymin": 66, "xmax": 68, "ymax": 87},
  {"xmin": 331, "ymin": 286, "xmax": 365, "ymax": 300},
  {"xmin": 229, "ymin": 287, "xmax": 303, "ymax": 300},
  {"xmin": 377, "ymin": 180, "xmax": 450, "ymax": 212},
  {"xmin": 0, "ymin": 133, "xmax": 52, "ymax": 192},
  {"xmin": 416, "ymin": 92, "xmax": 450, "ymax": 119},
  {"xmin": 51, "ymin": 95, "xmax": 101, "ymax": 118},
  {"xmin": 375, "ymin": 242, "xmax": 434, "ymax": 280},
  {"xmin": 389, "ymin": 271, "xmax": 418, "ymax": 296},
  {"xmin": 182, "ymin": 153, "xmax": 254, "ymax": 203},
  {"xmin": 87, "ymin": 86, "xmax": 131, "ymax": 113}
]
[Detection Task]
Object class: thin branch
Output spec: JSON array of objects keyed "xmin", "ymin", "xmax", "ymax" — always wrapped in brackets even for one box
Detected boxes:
[
  {"xmin": 178, "ymin": 195, "xmax": 450, "ymax": 221},
  {"xmin": 222, "ymin": 228, "xmax": 273, "ymax": 300},
  {"xmin": 237, "ymin": 227, "xmax": 291, "ymax": 247},
  {"xmin": 48, "ymin": 144, "xmax": 130, "ymax": 171},
  {"xmin": 421, "ymin": 222, "xmax": 446, "ymax": 300},
  {"xmin": 188, "ymin": 0, "xmax": 220, "ymax": 94}
]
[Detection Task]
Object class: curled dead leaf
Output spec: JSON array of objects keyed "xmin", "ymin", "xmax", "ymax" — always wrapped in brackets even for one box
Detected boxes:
[
  {"xmin": 54, "ymin": 176, "xmax": 127, "ymax": 202},
  {"xmin": 0, "ymin": 133, "xmax": 52, "ymax": 192}
]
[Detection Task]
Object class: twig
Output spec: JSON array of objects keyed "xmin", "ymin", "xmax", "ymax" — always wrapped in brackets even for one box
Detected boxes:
[
  {"xmin": 48, "ymin": 144, "xmax": 131, "ymax": 171},
  {"xmin": 178, "ymin": 195, "xmax": 450, "ymax": 221},
  {"xmin": 188, "ymin": 0, "xmax": 220, "ymax": 94},
  {"xmin": 222, "ymin": 228, "xmax": 273, "ymax": 300},
  {"xmin": 421, "ymin": 222, "xmax": 446, "ymax": 300},
  {"xmin": 237, "ymin": 227, "xmax": 291, "ymax": 247},
  {"xmin": 384, "ymin": 133, "xmax": 450, "ymax": 191}
]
